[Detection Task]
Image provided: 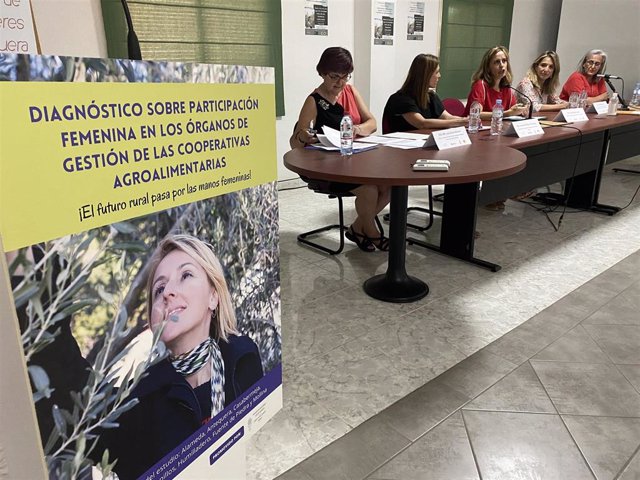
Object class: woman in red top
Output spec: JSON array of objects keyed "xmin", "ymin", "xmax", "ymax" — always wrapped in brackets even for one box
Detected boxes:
[
  {"xmin": 560, "ymin": 49, "xmax": 609, "ymax": 105},
  {"xmin": 289, "ymin": 47, "xmax": 390, "ymax": 252},
  {"xmin": 464, "ymin": 46, "xmax": 528, "ymax": 119}
]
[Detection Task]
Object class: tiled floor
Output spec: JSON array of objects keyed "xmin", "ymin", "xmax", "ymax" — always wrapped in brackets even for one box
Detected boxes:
[
  {"xmin": 247, "ymin": 157, "xmax": 640, "ymax": 480},
  {"xmin": 279, "ymin": 250, "xmax": 640, "ymax": 480}
]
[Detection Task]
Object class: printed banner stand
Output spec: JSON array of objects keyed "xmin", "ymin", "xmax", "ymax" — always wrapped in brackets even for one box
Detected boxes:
[{"xmin": 0, "ymin": 55, "xmax": 282, "ymax": 480}]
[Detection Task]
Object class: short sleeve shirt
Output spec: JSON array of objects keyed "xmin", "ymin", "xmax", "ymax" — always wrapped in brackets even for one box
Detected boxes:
[{"xmin": 383, "ymin": 91, "xmax": 445, "ymax": 133}]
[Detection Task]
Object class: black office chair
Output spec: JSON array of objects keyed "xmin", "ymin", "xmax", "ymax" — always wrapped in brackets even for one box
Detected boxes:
[
  {"xmin": 293, "ymin": 123, "xmax": 383, "ymax": 255},
  {"xmin": 381, "ymin": 115, "xmax": 440, "ymax": 232}
]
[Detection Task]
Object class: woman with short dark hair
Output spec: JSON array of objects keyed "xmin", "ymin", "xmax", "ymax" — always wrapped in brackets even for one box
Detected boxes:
[{"xmin": 290, "ymin": 47, "xmax": 390, "ymax": 252}]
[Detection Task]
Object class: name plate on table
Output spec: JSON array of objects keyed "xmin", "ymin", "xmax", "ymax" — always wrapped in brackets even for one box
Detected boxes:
[
  {"xmin": 423, "ymin": 126, "xmax": 471, "ymax": 150},
  {"xmin": 553, "ymin": 108, "xmax": 589, "ymax": 122},
  {"xmin": 503, "ymin": 118, "xmax": 544, "ymax": 138},
  {"xmin": 587, "ymin": 101, "xmax": 608, "ymax": 114}
]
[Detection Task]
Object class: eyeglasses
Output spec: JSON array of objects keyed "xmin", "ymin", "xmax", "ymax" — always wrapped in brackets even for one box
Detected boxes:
[
  {"xmin": 327, "ymin": 73, "xmax": 352, "ymax": 81},
  {"xmin": 585, "ymin": 60, "xmax": 602, "ymax": 67}
]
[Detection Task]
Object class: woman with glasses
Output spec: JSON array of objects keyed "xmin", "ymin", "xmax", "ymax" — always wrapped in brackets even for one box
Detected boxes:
[
  {"xmin": 383, "ymin": 53, "xmax": 468, "ymax": 131},
  {"xmin": 516, "ymin": 51, "xmax": 568, "ymax": 112},
  {"xmin": 290, "ymin": 47, "xmax": 390, "ymax": 252},
  {"xmin": 560, "ymin": 49, "xmax": 609, "ymax": 105}
]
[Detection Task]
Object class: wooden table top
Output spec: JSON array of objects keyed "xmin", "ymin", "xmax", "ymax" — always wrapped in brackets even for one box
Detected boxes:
[
  {"xmin": 283, "ymin": 143, "xmax": 527, "ymax": 186},
  {"xmin": 418, "ymin": 113, "xmax": 640, "ymax": 150}
]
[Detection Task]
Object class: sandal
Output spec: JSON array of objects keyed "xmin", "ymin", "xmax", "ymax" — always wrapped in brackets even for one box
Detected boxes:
[
  {"xmin": 367, "ymin": 235, "xmax": 390, "ymax": 252},
  {"xmin": 484, "ymin": 200, "xmax": 506, "ymax": 211},
  {"xmin": 345, "ymin": 226, "xmax": 375, "ymax": 252},
  {"xmin": 511, "ymin": 190, "xmax": 536, "ymax": 201}
]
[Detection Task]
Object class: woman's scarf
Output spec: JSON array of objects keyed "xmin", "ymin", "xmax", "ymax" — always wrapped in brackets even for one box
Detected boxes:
[{"xmin": 171, "ymin": 337, "xmax": 225, "ymax": 418}]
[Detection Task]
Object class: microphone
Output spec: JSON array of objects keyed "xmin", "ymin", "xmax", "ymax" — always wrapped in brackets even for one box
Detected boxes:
[
  {"xmin": 507, "ymin": 85, "xmax": 533, "ymax": 119},
  {"xmin": 596, "ymin": 74, "xmax": 622, "ymax": 79},
  {"xmin": 120, "ymin": 0, "xmax": 142, "ymax": 60}
]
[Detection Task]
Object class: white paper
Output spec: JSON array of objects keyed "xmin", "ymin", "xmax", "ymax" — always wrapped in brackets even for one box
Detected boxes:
[
  {"xmin": 383, "ymin": 131, "xmax": 429, "ymax": 140},
  {"xmin": 320, "ymin": 125, "xmax": 342, "ymax": 147},
  {"xmin": 385, "ymin": 139, "xmax": 426, "ymax": 149},
  {"xmin": 357, "ymin": 135, "xmax": 406, "ymax": 145},
  {"xmin": 318, "ymin": 126, "xmax": 376, "ymax": 151}
]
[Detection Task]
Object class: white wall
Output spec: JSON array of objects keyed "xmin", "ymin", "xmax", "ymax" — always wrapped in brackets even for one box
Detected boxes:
[
  {"xmin": 31, "ymin": 0, "xmax": 106, "ymax": 57},
  {"xmin": 556, "ymin": 0, "xmax": 640, "ymax": 102},
  {"xmin": 367, "ymin": 0, "xmax": 441, "ymax": 124},
  {"xmin": 278, "ymin": 0, "xmax": 441, "ymax": 180},
  {"xmin": 509, "ymin": 0, "xmax": 562, "ymax": 83},
  {"xmin": 277, "ymin": 0, "xmax": 356, "ymax": 180}
]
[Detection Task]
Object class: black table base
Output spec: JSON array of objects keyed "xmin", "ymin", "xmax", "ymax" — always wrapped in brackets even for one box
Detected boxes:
[{"xmin": 363, "ymin": 186, "xmax": 429, "ymax": 303}]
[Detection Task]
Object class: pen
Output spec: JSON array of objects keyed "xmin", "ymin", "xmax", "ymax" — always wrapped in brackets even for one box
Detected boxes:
[{"xmin": 307, "ymin": 120, "xmax": 316, "ymax": 136}]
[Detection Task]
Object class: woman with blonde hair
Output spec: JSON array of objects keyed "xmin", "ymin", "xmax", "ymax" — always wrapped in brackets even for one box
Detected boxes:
[
  {"xmin": 516, "ymin": 51, "xmax": 568, "ymax": 112},
  {"xmin": 560, "ymin": 49, "xmax": 609, "ymax": 105},
  {"xmin": 383, "ymin": 53, "xmax": 467, "ymax": 131},
  {"xmin": 100, "ymin": 234, "xmax": 263, "ymax": 479},
  {"xmin": 464, "ymin": 45, "xmax": 528, "ymax": 118}
]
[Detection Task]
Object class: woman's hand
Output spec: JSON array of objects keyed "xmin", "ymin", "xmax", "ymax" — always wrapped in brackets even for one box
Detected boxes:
[
  {"xmin": 505, "ymin": 103, "xmax": 528, "ymax": 116},
  {"xmin": 353, "ymin": 124, "xmax": 369, "ymax": 137},
  {"xmin": 294, "ymin": 128, "xmax": 317, "ymax": 147},
  {"xmin": 450, "ymin": 116, "xmax": 469, "ymax": 127}
]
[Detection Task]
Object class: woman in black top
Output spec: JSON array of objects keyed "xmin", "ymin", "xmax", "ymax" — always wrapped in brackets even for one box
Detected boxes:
[
  {"xmin": 289, "ymin": 47, "xmax": 390, "ymax": 252},
  {"xmin": 383, "ymin": 54, "xmax": 467, "ymax": 132}
]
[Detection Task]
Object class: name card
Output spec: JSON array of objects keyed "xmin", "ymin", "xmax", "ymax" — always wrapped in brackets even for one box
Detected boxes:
[
  {"xmin": 587, "ymin": 102, "xmax": 608, "ymax": 114},
  {"xmin": 503, "ymin": 118, "xmax": 544, "ymax": 138},
  {"xmin": 553, "ymin": 108, "xmax": 589, "ymax": 122},
  {"xmin": 423, "ymin": 126, "xmax": 471, "ymax": 150}
]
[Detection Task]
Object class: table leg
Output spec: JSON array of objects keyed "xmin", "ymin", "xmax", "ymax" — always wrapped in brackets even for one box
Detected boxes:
[
  {"xmin": 408, "ymin": 182, "xmax": 501, "ymax": 272},
  {"xmin": 566, "ymin": 130, "xmax": 620, "ymax": 215},
  {"xmin": 363, "ymin": 186, "xmax": 429, "ymax": 303}
]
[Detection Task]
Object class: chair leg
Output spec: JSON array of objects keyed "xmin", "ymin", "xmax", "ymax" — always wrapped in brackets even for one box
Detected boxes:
[{"xmin": 297, "ymin": 195, "xmax": 347, "ymax": 255}]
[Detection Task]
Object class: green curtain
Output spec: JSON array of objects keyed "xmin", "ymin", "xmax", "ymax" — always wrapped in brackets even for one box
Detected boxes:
[
  {"xmin": 438, "ymin": 0, "xmax": 514, "ymax": 99},
  {"xmin": 101, "ymin": 0, "xmax": 284, "ymax": 116}
]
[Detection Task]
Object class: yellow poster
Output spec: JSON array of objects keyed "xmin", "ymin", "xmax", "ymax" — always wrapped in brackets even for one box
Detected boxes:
[
  {"xmin": 0, "ymin": 56, "xmax": 282, "ymax": 480},
  {"xmin": 0, "ymin": 81, "xmax": 276, "ymax": 251}
]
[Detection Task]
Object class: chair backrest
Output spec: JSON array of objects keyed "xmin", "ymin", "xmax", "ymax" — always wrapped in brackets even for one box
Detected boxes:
[
  {"xmin": 442, "ymin": 97, "xmax": 465, "ymax": 117},
  {"xmin": 381, "ymin": 115, "xmax": 392, "ymax": 135}
]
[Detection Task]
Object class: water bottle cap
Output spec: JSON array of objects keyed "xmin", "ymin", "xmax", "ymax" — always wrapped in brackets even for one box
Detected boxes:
[{"xmin": 496, "ymin": 99, "xmax": 502, "ymax": 104}]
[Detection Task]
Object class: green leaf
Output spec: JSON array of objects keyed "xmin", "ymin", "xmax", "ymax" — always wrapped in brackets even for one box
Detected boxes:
[
  {"xmin": 111, "ymin": 241, "xmax": 148, "ymax": 253},
  {"xmin": 12, "ymin": 283, "xmax": 39, "ymax": 308},
  {"xmin": 111, "ymin": 221, "xmax": 139, "ymax": 235},
  {"xmin": 28, "ymin": 365, "xmax": 50, "ymax": 392},
  {"xmin": 52, "ymin": 405, "xmax": 67, "ymax": 439}
]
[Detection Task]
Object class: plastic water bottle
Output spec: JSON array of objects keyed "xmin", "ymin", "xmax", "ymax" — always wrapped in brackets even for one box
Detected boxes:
[
  {"xmin": 607, "ymin": 92, "xmax": 619, "ymax": 116},
  {"xmin": 578, "ymin": 89, "xmax": 588, "ymax": 109},
  {"xmin": 490, "ymin": 99, "xmax": 503, "ymax": 136},
  {"xmin": 340, "ymin": 114, "xmax": 353, "ymax": 156},
  {"xmin": 468, "ymin": 101, "xmax": 482, "ymax": 133},
  {"xmin": 630, "ymin": 82, "xmax": 640, "ymax": 108}
]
